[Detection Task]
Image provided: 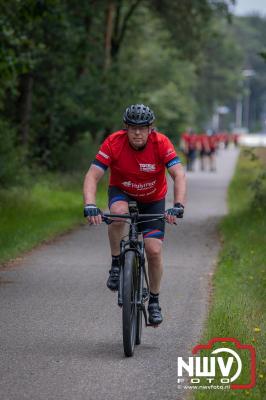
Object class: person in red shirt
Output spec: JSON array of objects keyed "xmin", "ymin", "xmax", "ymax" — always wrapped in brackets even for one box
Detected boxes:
[
  {"xmin": 223, "ymin": 132, "xmax": 229, "ymax": 149},
  {"xmin": 180, "ymin": 129, "xmax": 197, "ymax": 171},
  {"xmin": 207, "ymin": 131, "xmax": 218, "ymax": 172},
  {"xmin": 197, "ymin": 132, "xmax": 210, "ymax": 171},
  {"xmin": 232, "ymin": 133, "xmax": 239, "ymax": 147},
  {"xmin": 83, "ymin": 104, "xmax": 186, "ymax": 325}
]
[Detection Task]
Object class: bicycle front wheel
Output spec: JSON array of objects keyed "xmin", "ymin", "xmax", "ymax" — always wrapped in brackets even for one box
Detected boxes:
[
  {"xmin": 122, "ymin": 250, "xmax": 138, "ymax": 357},
  {"xmin": 135, "ymin": 307, "xmax": 142, "ymax": 345},
  {"xmin": 135, "ymin": 262, "xmax": 144, "ymax": 345}
]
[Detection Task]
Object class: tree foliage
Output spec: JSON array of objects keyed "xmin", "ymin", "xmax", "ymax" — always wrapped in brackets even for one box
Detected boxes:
[
  {"xmin": 231, "ymin": 15, "xmax": 266, "ymax": 131},
  {"xmin": 1, "ymin": 0, "xmax": 264, "ymax": 182},
  {"xmin": 194, "ymin": 19, "xmax": 243, "ymax": 129}
]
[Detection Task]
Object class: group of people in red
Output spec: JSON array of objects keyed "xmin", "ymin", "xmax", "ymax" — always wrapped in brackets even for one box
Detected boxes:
[{"xmin": 180, "ymin": 129, "xmax": 239, "ymax": 172}]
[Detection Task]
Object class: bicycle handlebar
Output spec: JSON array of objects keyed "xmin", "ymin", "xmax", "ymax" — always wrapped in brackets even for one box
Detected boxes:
[
  {"xmin": 102, "ymin": 213, "xmax": 165, "ymax": 220},
  {"xmin": 101, "ymin": 213, "xmax": 178, "ymax": 226}
]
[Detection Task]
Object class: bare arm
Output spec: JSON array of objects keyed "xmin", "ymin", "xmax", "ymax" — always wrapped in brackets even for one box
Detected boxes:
[
  {"xmin": 83, "ymin": 164, "xmax": 105, "ymax": 205},
  {"xmin": 167, "ymin": 163, "xmax": 186, "ymax": 206}
]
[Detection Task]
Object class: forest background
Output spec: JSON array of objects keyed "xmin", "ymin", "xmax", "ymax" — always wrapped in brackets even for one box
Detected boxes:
[{"xmin": 0, "ymin": 0, "xmax": 266, "ymax": 186}]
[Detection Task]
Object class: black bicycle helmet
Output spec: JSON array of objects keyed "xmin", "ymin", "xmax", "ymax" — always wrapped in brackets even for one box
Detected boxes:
[{"xmin": 123, "ymin": 104, "xmax": 155, "ymax": 126}]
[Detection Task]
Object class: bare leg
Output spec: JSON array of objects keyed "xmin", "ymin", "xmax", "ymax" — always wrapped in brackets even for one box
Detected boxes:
[
  {"xmin": 209, "ymin": 153, "xmax": 216, "ymax": 171},
  {"xmin": 144, "ymin": 238, "xmax": 163, "ymax": 294},
  {"xmin": 200, "ymin": 155, "xmax": 205, "ymax": 171},
  {"xmin": 108, "ymin": 201, "xmax": 128, "ymax": 256}
]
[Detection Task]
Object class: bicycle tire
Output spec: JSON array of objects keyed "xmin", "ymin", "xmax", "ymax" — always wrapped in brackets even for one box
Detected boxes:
[
  {"xmin": 135, "ymin": 308, "xmax": 142, "ymax": 345},
  {"xmin": 122, "ymin": 250, "xmax": 137, "ymax": 357},
  {"xmin": 135, "ymin": 262, "xmax": 144, "ymax": 345}
]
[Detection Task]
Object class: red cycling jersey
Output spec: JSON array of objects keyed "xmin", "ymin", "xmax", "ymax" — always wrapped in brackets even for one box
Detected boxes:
[
  {"xmin": 208, "ymin": 134, "xmax": 218, "ymax": 150},
  {"xmin": 181, "ymin": 132, "xmax": 198, "ymax": 151},
  {"xmin": 94, "ymin": 129, "xmax": 180, "ymax": 203},
  {"xmin": 197, "ymin": 133, "xmax": 210, "ymax": 151}
]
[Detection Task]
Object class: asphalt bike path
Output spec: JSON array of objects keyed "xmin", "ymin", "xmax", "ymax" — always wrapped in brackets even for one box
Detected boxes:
[{"xmin": 0, "ymin": 148, "xmax": 239, "ymax": 400}]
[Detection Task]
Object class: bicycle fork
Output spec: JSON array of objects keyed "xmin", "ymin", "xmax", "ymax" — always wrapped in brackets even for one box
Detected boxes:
[{"xmin": 118, "ymin": 239, "xmax": 153, "ymax": 326}]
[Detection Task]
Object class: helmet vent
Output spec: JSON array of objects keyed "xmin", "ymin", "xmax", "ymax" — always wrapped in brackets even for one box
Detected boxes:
[{"xmin": 123, "ymin": 104, "xmax": 155, "ymax": 126}]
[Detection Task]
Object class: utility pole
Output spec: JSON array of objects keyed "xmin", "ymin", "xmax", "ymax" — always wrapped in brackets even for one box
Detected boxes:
[
  {"xmin": 235, "ymin": 96, "xmax": 243, "ymax": 128},
  {"xmin": 242, "ymin": 69, "xmax": 255, "ymax": 132}
]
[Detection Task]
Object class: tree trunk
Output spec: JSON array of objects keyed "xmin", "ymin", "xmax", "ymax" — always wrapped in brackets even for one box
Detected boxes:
[
  {"xmin": 17, "ymin": 72, "xmax": 34, "ymax": 146},
  {"xmin": 104, "ymin": 0, "xmax": 116, "ymax": 72},
  {"xmin": 111, "ymin": 0, "xmax": 142, "ymax": 59}
]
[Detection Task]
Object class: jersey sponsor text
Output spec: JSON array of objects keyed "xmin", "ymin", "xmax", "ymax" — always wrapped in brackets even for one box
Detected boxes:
[
  {"xmin": 122, "ymin": 180, "xmax": 156, "ymax": 191},
  {"xmin": 139, "ymin": 163, "xmax": 156, "ymax": 172}
]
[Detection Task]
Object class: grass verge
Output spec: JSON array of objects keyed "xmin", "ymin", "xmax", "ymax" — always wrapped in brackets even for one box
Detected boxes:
[
  {"xmin": 0, "ymin": 172, "xmax": 108, "ymax": 265},
  {"xmin": 193, "ymin": 148, "xmax": 266, "ymax": 400}
]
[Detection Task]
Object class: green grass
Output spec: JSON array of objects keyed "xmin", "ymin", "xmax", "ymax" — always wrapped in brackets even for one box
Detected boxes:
[
  {"xmin": 193, "ymin": 148, "xmax": 266, "ymax": 400},
  {"xmin": 0, "ymin": 172, "xmax": 108, "ymax": 264}
]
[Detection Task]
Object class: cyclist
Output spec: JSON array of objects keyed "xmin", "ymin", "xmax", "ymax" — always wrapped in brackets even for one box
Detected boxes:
[{"xmin": 83, "ymin": 104, "xmax": 186, "ymax": 326}]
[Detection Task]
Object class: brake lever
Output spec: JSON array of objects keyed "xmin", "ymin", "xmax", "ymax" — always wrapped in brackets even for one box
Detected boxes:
[
  {"xmin": 102, "ymin": 216, "xmax": 113, "ymax": 225},
  {"xmin": 163, "ymin": 215, "xmax": 177, "ymax": 225}
]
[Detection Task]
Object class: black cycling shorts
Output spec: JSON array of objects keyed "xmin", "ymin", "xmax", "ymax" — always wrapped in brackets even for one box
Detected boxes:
[
  {"xmin": 208, "ymin": 149, "xmax": 216, "ymax": 155},
  {"xmin": 108, "ymin": 186, "xmax": 165, "ymax": 241}
]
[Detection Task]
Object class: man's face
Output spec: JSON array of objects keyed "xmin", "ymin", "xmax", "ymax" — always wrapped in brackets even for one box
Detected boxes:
[{"xmin": 127, "ymin": 125, "xmax": 151, "ymax": 150}]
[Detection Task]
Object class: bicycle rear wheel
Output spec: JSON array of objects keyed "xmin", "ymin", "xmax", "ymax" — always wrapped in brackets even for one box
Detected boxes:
[{"xmin": 122, "ymin": 250, "xmax": 137, "ymax": 357}]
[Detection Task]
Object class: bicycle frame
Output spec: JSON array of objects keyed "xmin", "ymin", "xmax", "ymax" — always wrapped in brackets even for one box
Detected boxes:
[{"xmin": 103, "ymin": 201, "xmax": 165, "ymax": 327}]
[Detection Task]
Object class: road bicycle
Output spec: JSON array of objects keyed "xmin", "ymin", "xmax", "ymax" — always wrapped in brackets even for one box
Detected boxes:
[{"xmin": 103, "ymin": 201, "xmax": 166, "ymax": 357}]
